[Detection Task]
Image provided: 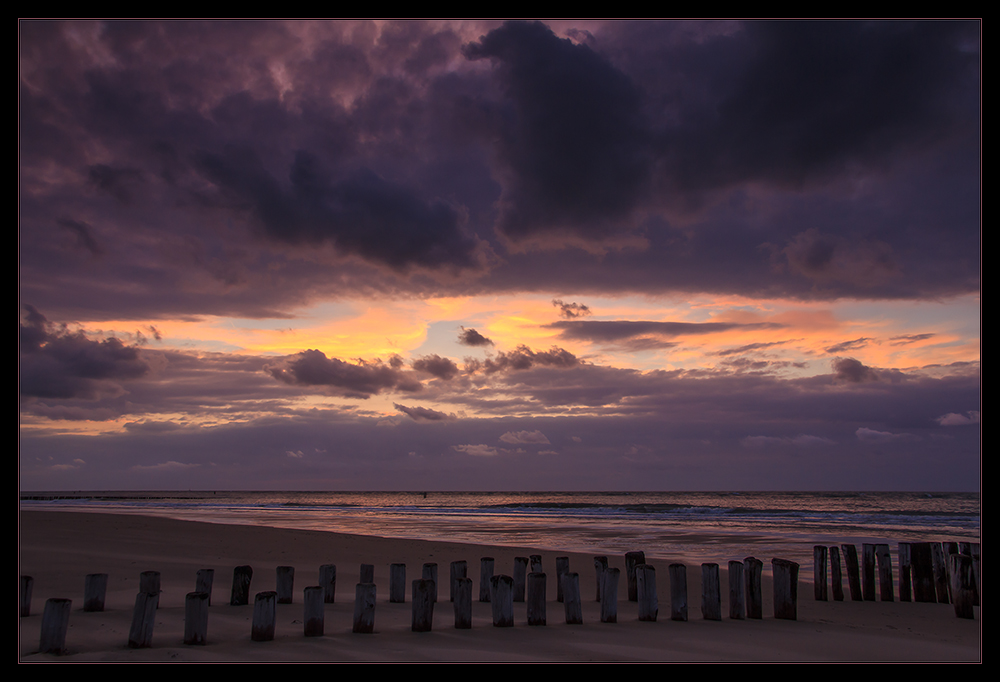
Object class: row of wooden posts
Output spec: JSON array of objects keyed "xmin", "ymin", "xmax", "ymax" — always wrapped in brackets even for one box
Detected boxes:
[
  {"xmin": 24, "ymin": 551, "xmax": 804, "ymax": 654},
  {"xmin": 811, "ymin": 541, "xmax": 980, "ymax": 619}
]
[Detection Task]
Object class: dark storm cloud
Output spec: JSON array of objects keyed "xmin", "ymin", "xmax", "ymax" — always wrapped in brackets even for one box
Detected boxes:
[
  {"xmin": 267, "ymin": 349, "xmax": 422, "ymax": 398},
  {"xmin": 54, "ymin": 218, "xmax": 102, "ymax": 256},
  {"xmin": 458, "ymin": 327, "xmax": 494, "ymax": 347},
  {"xmin": 464, "ymin": 20, "xmax": 652, "ymax": 242},
  {"xmin": 825, "ymin": 338, "xmax": 875, "ymax": 354},
  {"xmin": 19, "ymin": 306, "xmax": 150, "ymax": 399},
  {"xmin": 890, "ymin": 333, "xmax": 936, "ymax": 346},
  {"xmin": 831, "ymin": 357, "xmax": 881, "ymax": 384},
  {"xmin": 467, "ymin": 345, "xmax": 579, "ymax": 375},
  {"xmin": 393, "ymin": 403, "xmax": 455, "ymax": 421}
]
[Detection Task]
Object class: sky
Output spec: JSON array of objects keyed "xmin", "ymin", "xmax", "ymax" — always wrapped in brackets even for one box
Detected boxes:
[{"xmin": 19, "ymin": 20, "xmax": 980, "ymax": 491}]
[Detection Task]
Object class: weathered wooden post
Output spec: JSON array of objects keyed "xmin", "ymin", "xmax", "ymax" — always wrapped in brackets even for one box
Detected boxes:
[
  {"xmin": 195, "ymin": 569, "xmax": 214, "ymax": 606},
  {"xmin": 728, "ymin": 560, "xmax": 745, "ymax": 619},
  {"xmin": 625, "ymin": 551, "xmax": 645, "ymax": 602},
  {"xmin": 600, "ymin": 567, "xmax": 619, "ymax": 623},
  {"xmin": 829, "ymin": 546, "xmax": 844, "ymax": 601},
  {"xmin": 513, "ymin": 556, "xmax": 528, "ymax": 602},
  {"xmin": 772, "ymin": 559, "xmax": 799, "ymax": 620},
  {"xmin": 353, "ymin": 583, "xmax": 376, "ymax": 634},
  {"xmin": 39, "ymin": 598, "xmax": 72, "ymax": 654},
  {"xmin": 140, "ymin": 570, "xmax": 161, "ymax": 608},
  {"xmin": 530, "ymin": 555, "xmax": 543, "ymax": 573},
  {"xmin": 862, "ymin": 544, "xmax": 876, "ymax": 601},
  {"xmin": 910, "ymin": 542, "xmax": 936, "ymax": 602},
  {"xmin": 20, "ymin": 575, "xmax": 33, "ymax": 617},
  {"xmin": 701, "ymin": 563, "xmax": 721, "ymax": 621},
  {"xmin": 359, "ymin": 563, "xmax": 375, "ymax": 585},
  {"xmin": 422, "ymin": 563, "xmax": 438, "ymax": 603},
  {"xmin": 231, "ymin": 565, "xmax": 253, "ymax": 606},
  {"xmin": 184, "ymin": 591, "xmax": 210, "ymax": 645},
  {"xmin": 669, "ymin": 563, "xmax": 688, "ymax": 621},
  {"xmin": 84, "ymin": 573, "xmax": 108, "ymax": 612},
  {"xmin": 563, "ymin": 572, "xmax": 583, "ymax": 624},
  {"xmin": 412, "ymin": 578, "xmax": 435, "ymax": 632},
  {"xmin": 556, "ymin": 557, "xmax": 569, "ymax": 603},
  {"xmin": 251, "ymin": 591, "xmax": 277, "ymax": 642},
  {"xmin": 527, "ymin": 572, "xmax": 546, "ymax": 625},
  {"xmin": 276, "ymin": 566, "xmax": 295, "ymax": 604},
  {"xmin": 744, "ymin": 557, "xmax": 763, "ymax": 619},
  {"xmin": 450, "ymin": 560, "xmax": 467, "ymax": 602},
  {"xmin": 949, "ymin": 554, "xmax": 976, "ymax": 619},
  {"xmin": 490, "ymin": 575, "xmax": 513, "ymax": 627},
  {"xmin": 841, "ymin": 544, "xmax": 863, "ymax": 601},
  {"xmin": 128, "ymin": 591, "xmax": 157, "ymax": 648},
  {"xmin": 931, "ymin": 543, "xmax": 950, "ymax": 603},
  {"xmin": 303, "ymin": 585, "xmax": 324, "ymax": 637},
  {"xmin": 480, "ymin": 557, "xmax": 494, "ymax": 602},
  {"xmin": 875, "ymin": 543, "xmax": 894, "ymax": 602},
  {"xmin": 320, "ymin": 564, "xmax": 336, "ymax": 604},
  {"xmin": 637, "ymin": 564, "xmax": 658, "ymax": 622},
  {"xmin": 813, "ymin": 546, "xmax": 828, "ymax": 601},
  {"xmin": 898, "ymin": 543, "xmax": 912, "ymax": 602},
  {"xmin": 454, "ymin": 576, "xmax": 472, "ymax": 629},
  {"xmin": 389, "ymin": 563, "xmax": 406, "ymax": 603},
  {"xmin": 594, "ymin": 556, "xmax": 608, "ymax": 601}
]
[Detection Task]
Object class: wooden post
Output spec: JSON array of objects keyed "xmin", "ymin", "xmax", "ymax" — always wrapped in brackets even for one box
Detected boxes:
[
  {"xmin": 744, "ymin": 557, "xmax": 763, "ymax": 619},
  {"xmin": 390, "ymin": 563, "xmax": 406, "ymax": 603},
  {"xmin": 875, "ymin": 543, "xmax": 894, "ymax": 602},
  {"xmin": 910, "ymin": 542, "xmax": 936, "ymax": 602},
  {"xmin": 625, "ymin": 551, "xmax": 645, "ymax": 602},
  {"xmin": 563, "ymin": 572, "xmax": 583, "ymax": 625},
  {"xmin": 453, "ymin": 576, "xmax": 472, "ymax": 629},
  {"xmin": 898, "ymin": 543, "xmax": 912, "ymax": 602},
  {"xmin": 594, "ymin": 556, "xmax": 608, "ymax": 601},
  {"xmin": 600, "ymin": 567, "xmax": 619, "ymax": 623},
  {"xmin": 251, "ymin": 591, "xmax": 277, "ymax": 642},
  {"xmin": 772, "ymin": 559, "xmax": 799, "ymax": 620},
  {"xmin": 303, "ymin": 585, "xmax": 324, "ymax": 636},
  {"xmin": 184, "ymin": 591, "xmax": 209, "ymax": 645},
  {"xmin": 637, "ymin": 564, "xmax": 658, "ymax": 622},
  {"xmin": 450, "ymin": 560, "xmax": 467, "ymax": 602},
  {"xmin": 556, "ymin": 556, "xmax": 569, "ymax": 603},
  {"xmin": 949, "ymin": 554, "xmax": 976, "ymax": 619},
  {"xmin": 931, "ymin": 543, "xmax": 950, "ymax": 604},
  {"xmin": 527, "ymin": 572, "xmax": 546, "ymax": 625},
  {"xmin": 513, "ymin": 556, "xmax": 528, "ymax": 602},
  {"xmin": 276, "ymin": 566, "xmax": 294, "ymax": 604},
  {"xmin": 479, "ymin": 557, "xmax": 494, "ymax": 602},
  {"xmin": 195, "ymin": 569, "xmax": 214, "ymax": 606},
  {"xmin": 862, "ymin": 544, "xmax": 876, "ymax": 601},
  {"xmin": 84, "ymin": 573, "xmax": 108, "ymax": 612},
  {"xmin": 841, "ymin": 544, "xmax": 863, "ymax": 601},
  {"xmin": 231, "ymin": 565, "xmax": 253, "ymax": 606},
  {"xmin": 20, "ymin": 575, "xmax": 33, "ymax": 617},
  {"xmin": 829, "ymin": 546, "xmax": 844, "ymax": 601},
  {"xmin": 422, "ymin": 563, "xmax": 438, "ymax": 603},
  {"xmin": 669, "ymin": 563, "xmax": 688, "ymax": 622},
  {"xmin": 490, "ymin": 575, "xmax": 513, "ymax": 627},
  {"xmin": 359, "ymin": 564, "xmax": 374, "ymax": 585},
  {"xmin": 701, "ymin": 563, "xmax": 721, "ymax": 621},
  {"xmin": 411, "ymin": 578, "xmax": 435, "ymax": 632},
  {"xmin": 140, "ymin": 570, "xmax": 161, "ymax": 608},
  {"xmin": 813, "ymin": 546, "xmax": 828, "ymax": 601},
  {"xmin": 128, "ymin": 591, "xmax": 157, "ymax": 648},
  {"xmin": 728, "ymin": 560, "xmax": 745, "ymax": 619},
  {"xmin": 39, "ymin": 598, "xmax": 71, "ymax": 654},
  {"xmin": 320, "ymin": 564, "xmax": 337, "ymax": 604},
  {"xmin": 353, "ymin": 583, "xmax": 376, "ymax": 634}
]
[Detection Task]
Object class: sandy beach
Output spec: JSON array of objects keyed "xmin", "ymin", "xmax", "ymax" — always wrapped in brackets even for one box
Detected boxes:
[{"xmin": 18, "ymin": 510, "xmax": 980, "ymax": 662}]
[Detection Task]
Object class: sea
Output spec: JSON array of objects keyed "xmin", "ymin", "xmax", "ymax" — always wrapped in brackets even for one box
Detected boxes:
[{"xmin": 19, "ymin": 491, "xmax": 979, "ymax": 566}]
